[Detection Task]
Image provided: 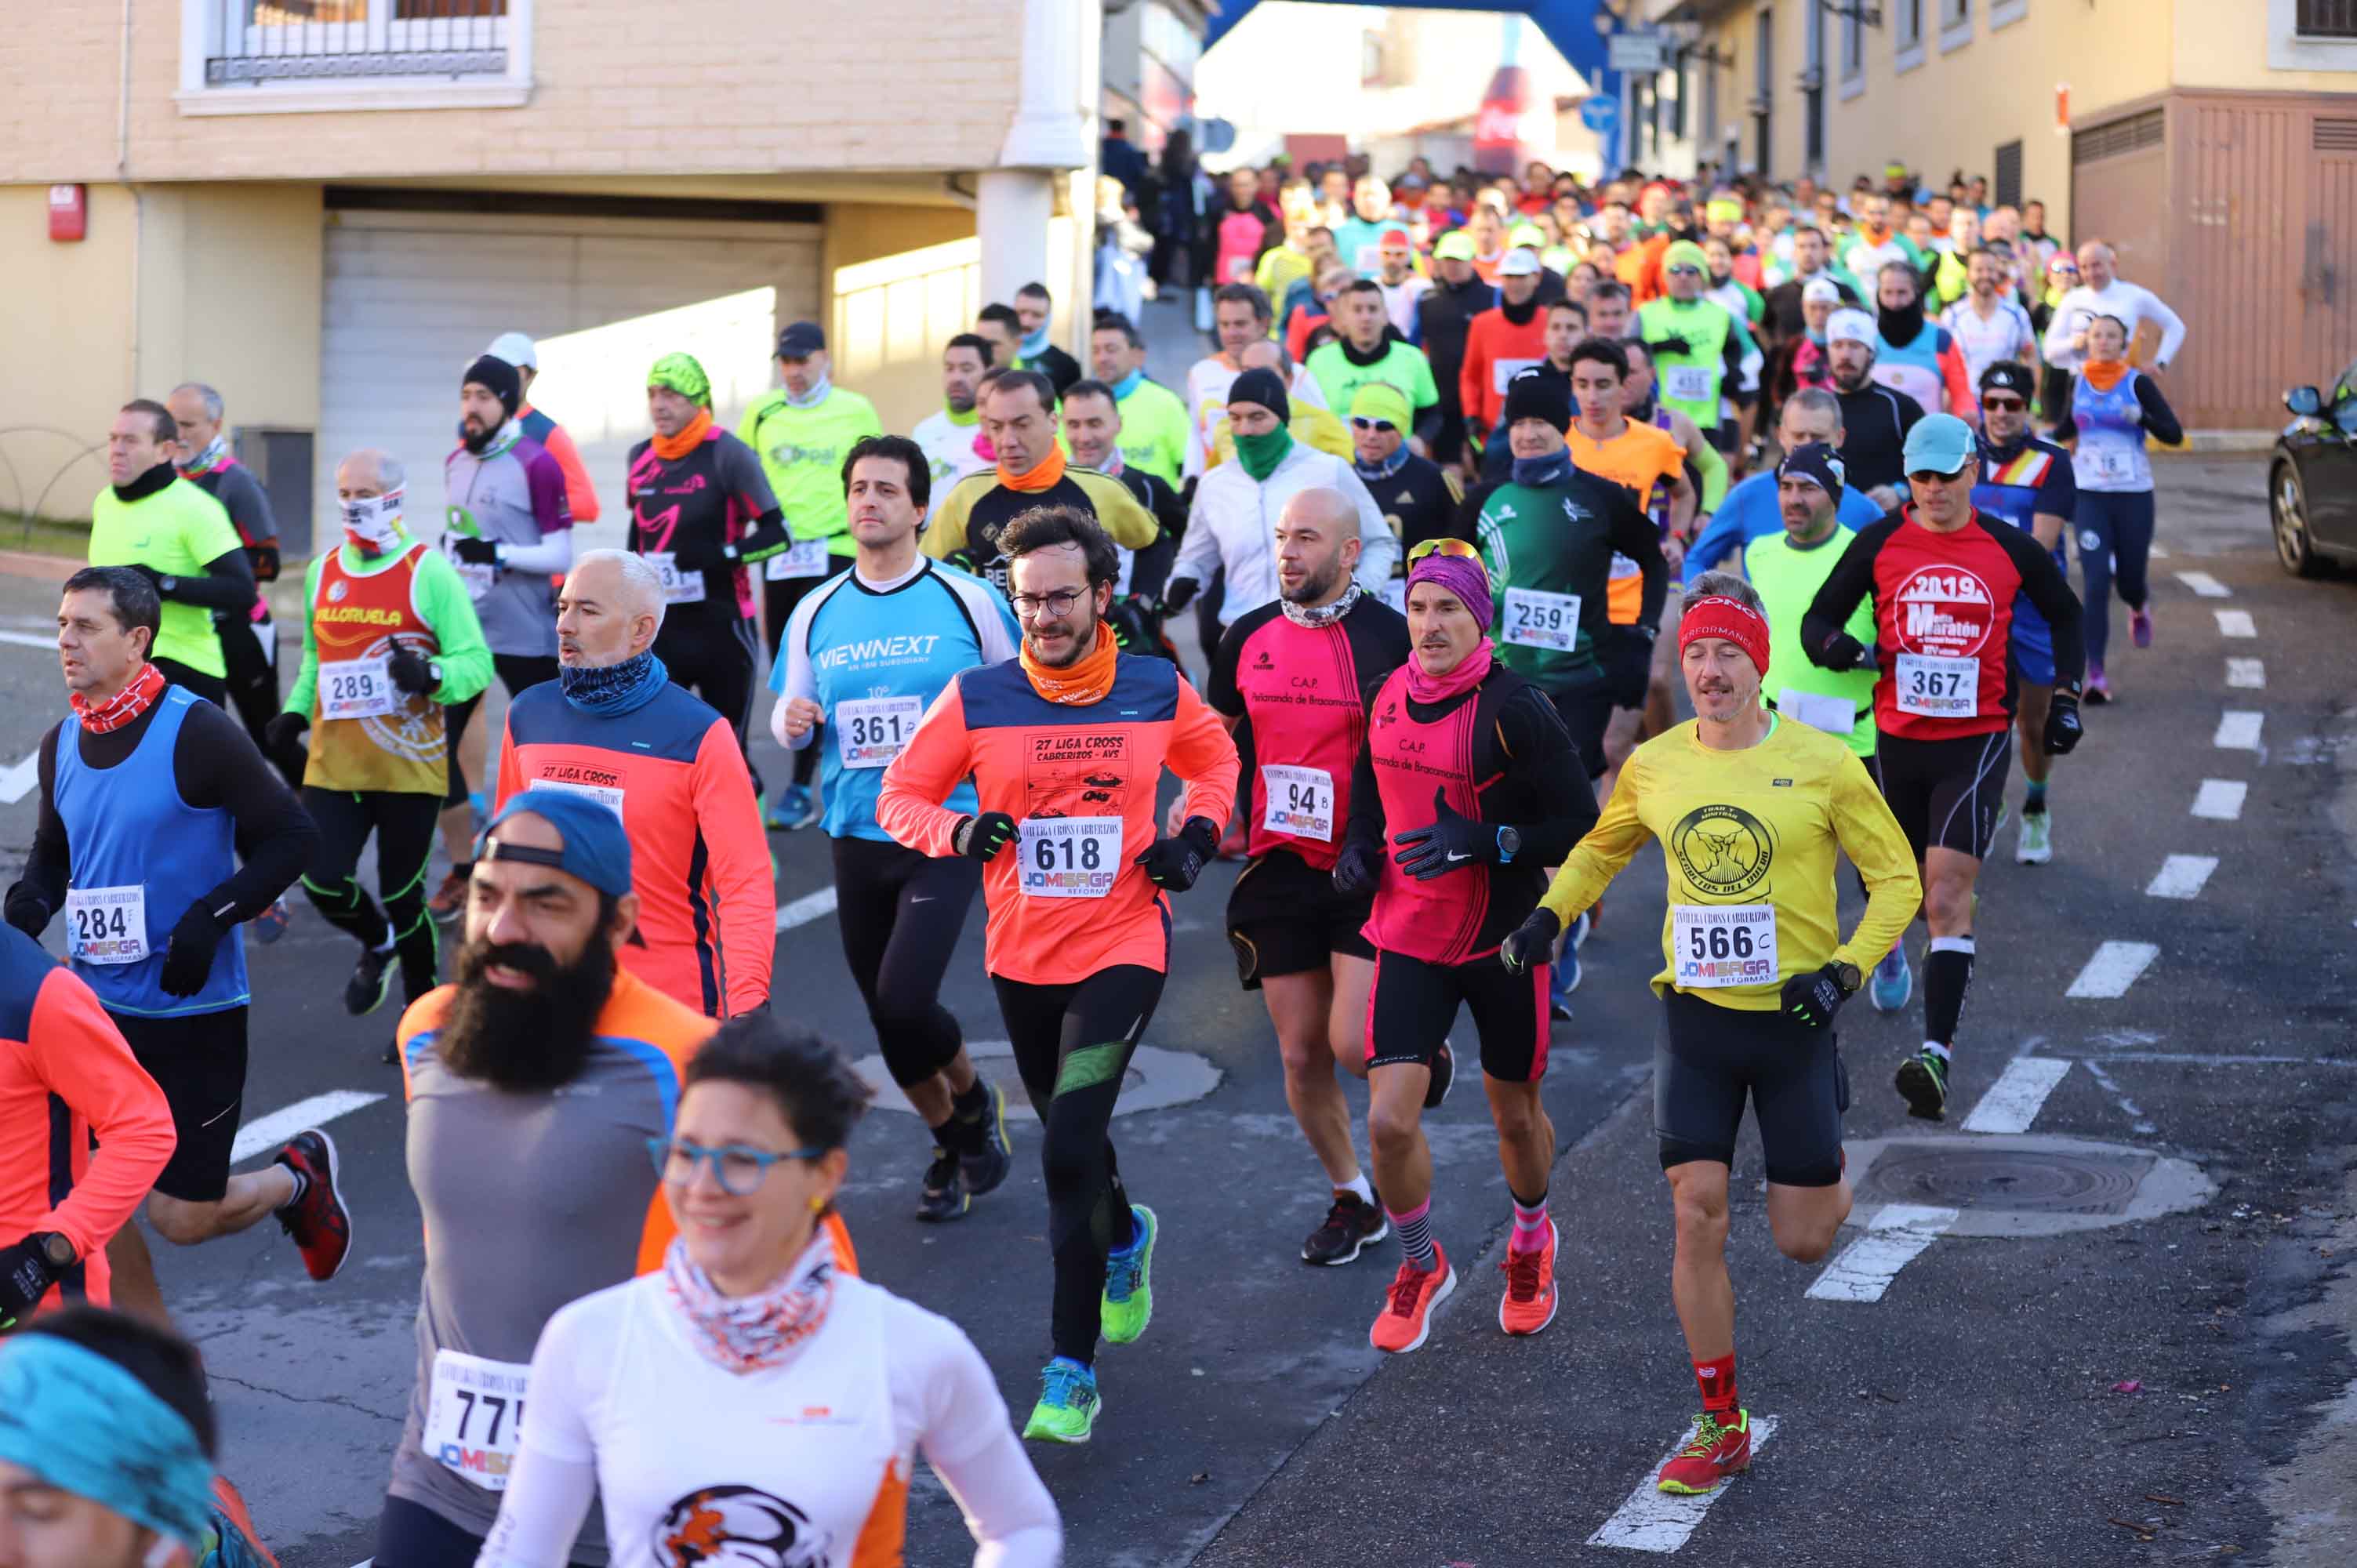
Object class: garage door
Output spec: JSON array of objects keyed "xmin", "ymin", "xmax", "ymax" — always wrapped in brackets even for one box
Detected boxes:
[{"xmin": 319, "ymin": 193, "xmax": 822, "ymax": 550}]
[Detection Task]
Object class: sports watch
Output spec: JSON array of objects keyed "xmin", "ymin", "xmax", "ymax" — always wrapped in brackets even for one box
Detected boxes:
[
  {"xmin": 1495, "ymin": 825, "xmax": 1521, "ymax": 865},
  {"xmin": 38, "ymin": 1232, "xmax": 74, "ymax": 1269},
  {"xmin": 1829, "ymin": 961, "xmax": 1863, "ymax": 996}
]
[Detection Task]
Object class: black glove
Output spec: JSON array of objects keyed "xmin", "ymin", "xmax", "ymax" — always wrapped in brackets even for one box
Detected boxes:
[
  {"xmin": 1331, "ymin": 840, "xmax": 1379, "ymax": 898},
  {"xmin": 1137, "ymin": 816, "xmax": 1218, "ymax": 892},
  {"xmin": 386, "ymin": 641, "xmax": 438, "ymax": 697},
  {"xmin": 158, "ymin": 900, "xmax": 228, "ymax": 997},
  {"xmin": 124, "ymin": 562, "xmax": 178, "ymax": 600},
  {"xmin": 1501, "ymin": 906, "xmax": 1562, "ymax": 975},
  {"xmin": 1815, "ymin": 631, "xmax": 1871, "ymax": 673},
  {"xmin": 2, "ymin": 886, "xmax": 49, "ymax": 941},
  {"xmin": 670, "ymin": 534, "xmax": 734, "ymax": 573},
  {"xmin": 1393, "ymin": 787, "xmax": 1496, "ymax": 881},
  {"xmin": 1650, "ymin": 332, "xmax": 1694, "ymax": 358},
  {"xmin": 1105, "ymin": 597, "xmax": 1160, "ymax": 654},
  {"xmin": 1160, "ymin": 575, "xmax": 1200, "ymax": 615},
  {"xmin": 264, "ymin": 710, "xmax": 308, "ymax": 764},
  {"xmin": 2043, "ymin": 690, "xmax": 2083, "ymax": 756},
  {"xmin": 0, "ymin": 1235, "xmax": 58, "ymax": 1327},
  {"xmin": 1780, "ymin": 963, "xmax": 1852, "ymax": 1029},
  {"xmin": 447, "ymin": 534, "xmax": 501, "ymax": 567},
  {"xmin": 958, "ymin": 811, "xmax": 1018, "ymax": 862}
]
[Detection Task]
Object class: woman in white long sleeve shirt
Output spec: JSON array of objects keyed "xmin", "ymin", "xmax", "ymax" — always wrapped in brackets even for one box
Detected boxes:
[{"xmin": 476, "ymin": 1015, "xmax": 1062, "ymax": 1568}]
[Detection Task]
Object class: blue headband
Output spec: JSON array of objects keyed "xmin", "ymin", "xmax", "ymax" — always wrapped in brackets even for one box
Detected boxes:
[{"xmin": 0, "ymin": 1335, "xmax": 216, "ymax": 1552}]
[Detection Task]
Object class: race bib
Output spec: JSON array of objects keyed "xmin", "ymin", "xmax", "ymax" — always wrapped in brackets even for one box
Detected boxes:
[
  {"xmin": 1665, "ymin": 365, "xmax": 1713, "ymax": 405},
  {"xmin": 452, "ymin": 561, "xmax": 496, "ymax": 601},
  {"xmin": 836, "ymin": 695, "xmax": 923, "ymax": 770},
  {"xmin": 320, "ymin": 655, "xmax": 398, "ymax": 721},
  {"xmin": 1260, "ymin": 764, "xmax": 1335, "ymax": 843},
  {"xmin": 422, "ymin": 1350, "xmax": 530, "ymax": 1493},
  {"xmin": 1113, "ymin": 547, "xmax": 1137, "ymax": 600},
  {"xmin": 2083, "ymin": 445, "xmax": 2135, "ymax": 483},
  {"xmin": 764, "ymin": 539, "xmax": 831, "ymax": 581},
  {"xmin": 1894, "ymin": 652, "xmax": 1978, "ymax": 718},
  {"xmin": 1607, "ymin": 551, "xmax": 1643, "ymax": 582},
  {"xmin": 1354, "ymin": 243, "xmax": 1384, "ymax": 276},
  {"xmin": 646, "ymin": 553, "xmax": 707, "ymax": 604},
  {"xmin": 65, "ymin": 885, "xmax": 147, "ymax": 966},
  {"xmin": 1778, "ymin": 686, "xmax": 1858, "ymax": 737},
  {"xmin": 1492, "ymin": 358, "xmax": 1542, "ymax": 395},
  {"xmin": 1018, "ymin": 817, "xmax": 1123, "ymax": 899},
  {"xmin": 533, "ymin": 778, "xmax": 625, "ymax": 818},
  {"xmin": 1502, "ymin": 586, "xmax": 1581, "ymax": 652},
  {"xmin": 1672, "ymin": 904, "xmax": 1778, "ymax": 989}
]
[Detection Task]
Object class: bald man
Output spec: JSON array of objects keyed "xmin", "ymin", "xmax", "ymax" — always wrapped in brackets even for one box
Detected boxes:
[
  {"xmin": 495, "ymin": 549, "xmax": 774, "ymax": 1018},
  {"xmin": 2041, "ymin": 240, "xmax": 2186, "ymax": 373}
]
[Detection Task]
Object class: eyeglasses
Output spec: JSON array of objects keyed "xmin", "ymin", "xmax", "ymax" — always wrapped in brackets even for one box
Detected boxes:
[
  {"xmin": 647, "ymin": 1137, "xmax": 822, "ymax": 1195},
  {"xmin": 1407, "ymin": 537, "xmax": 1483, "ymax": 563},
  {"xmin": 1665, "ymin": 265, "xmax": 1703, "ymax": 277},
  {"xmin": 1350, "ymin": 416, "xmax": 1398, "ymax": 432},
  {"xmin": 1981, "ymin": 395, "xmax": 2026, "ymax": 412},
  {"xmin": 1009, "ymin": 586, "xmax": 1093, "ymax": 620}
]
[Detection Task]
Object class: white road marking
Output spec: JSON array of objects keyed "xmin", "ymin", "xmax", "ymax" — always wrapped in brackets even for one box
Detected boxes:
[
  {"xmin": 2066, "ymin": 941, "xmax": 2161, "ymax": 999},
  {"xmin": 2081, "ymin": 1061, "xmax": 2155, "ymax": 1135},
  {"xmin": 2214, "ymin": 711, "xmax": 2264, "ymax": 750},
  {"xmin": 1960, "ymin": 1057, "xmax": 2072, "ymax": 1134},
  {"xmin": 2069, "ymin": 1051, "xmax": 2357, "ymax": 1068},
  {"xmin": 2226, "ymin": 658, "xmax": 2266, "ymax": 689},
  {"xmin": 2148, "ymin": 542, "xmax": 2170, "ymax": 558},
  {"xmin": 0, "ymin": 751, "xmax": 38, "ymax": 806},
  {"xmin": 1586, "ymin": 1415, "xmax": 1781, "ymax": 1552},
  {"xmin": 2145, "ymin": 855, "xmax": 2218, "ymax": 900},
  {"xmin": 2191, "ymin": 779, "xmax": 2247, "ymax": 820},
  {"xmin": 2214, "ymin": 609, "xmax": 2256, "ymax": 638},
  {"xmin": 0, "ymin": 631, "xmax": 57, "ymax": 652},
  {"xmin": 2174, "ymin": 570, "xmax": 2230, "ymax": 597},
  {"xmin": 774, "ymin": 884, "xmax": 837, "ymax": 932},
  {"xmin": 229, "ymin": 1091, "xmax": 385, "ymax": 1165},
  {"xmin": 1807, "ymin": 1205, "xmax": 1959, "ymax": 1303}
]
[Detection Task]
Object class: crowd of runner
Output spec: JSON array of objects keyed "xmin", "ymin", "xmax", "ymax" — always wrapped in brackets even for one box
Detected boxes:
[{"xmin": 0, "ymin": 149, "xmax": 2195, "ymax": 1568}]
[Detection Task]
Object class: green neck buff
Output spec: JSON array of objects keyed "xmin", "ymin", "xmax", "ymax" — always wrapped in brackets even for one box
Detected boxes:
[{"xmin": 1234, "ymin": 424, "xmax": 1295, "ymax": 482}]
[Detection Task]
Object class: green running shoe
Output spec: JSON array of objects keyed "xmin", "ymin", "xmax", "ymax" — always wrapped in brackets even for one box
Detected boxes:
[
  {"xmin": 1895, "ymin": 1049, "xmax": 1949, "ymax": 1121},
  {"xmin": 1100, "ymin": 1203, "xmax": 1157, "ymax": 1345},
  {"xmin": 1021, "ymin": 1356, "xmax": 1100, "ymax": 1443}
]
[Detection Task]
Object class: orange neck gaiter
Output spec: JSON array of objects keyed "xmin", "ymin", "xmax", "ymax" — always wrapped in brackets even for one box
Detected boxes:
[
  {"xmin": 2082, "ymin": 358, "xmax": 2129, "ymax": 394},
  {"xmin": 652, "ymin": 408, "xmax": 713, "ymax": 462},
  {"xmin": 1019, "ymin": 621, "xmax": 1117, "ymax": 705},
  {"xmin": 999, "ymin": 443, "xmax": 1066, "ymax": 493}
]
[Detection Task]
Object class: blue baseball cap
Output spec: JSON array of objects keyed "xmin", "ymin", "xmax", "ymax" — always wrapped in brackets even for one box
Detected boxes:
[
  {"xmin": 1901, "ymin": 412, "xmax": 1976, "ymax": 477},
  {"xmin": 474, "ymin": 788, "xmax": 633, "ymax": 899}
]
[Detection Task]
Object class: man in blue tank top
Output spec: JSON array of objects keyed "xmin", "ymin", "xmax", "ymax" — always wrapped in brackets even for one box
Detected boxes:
[{"xmin": 4, "ymin": 567, "xmax": 348, "ymax": 1326}]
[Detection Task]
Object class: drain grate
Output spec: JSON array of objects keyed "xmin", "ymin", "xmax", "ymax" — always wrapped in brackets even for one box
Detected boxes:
[{"xmin": 1856, "ymin": 1142, "xmax": 2158, "ymax": 1216}]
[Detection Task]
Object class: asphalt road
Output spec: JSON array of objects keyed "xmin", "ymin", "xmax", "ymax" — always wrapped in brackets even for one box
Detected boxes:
[{"xmin": 4, "ymin": 444, "xmax": 2350, "ymax": 1567}]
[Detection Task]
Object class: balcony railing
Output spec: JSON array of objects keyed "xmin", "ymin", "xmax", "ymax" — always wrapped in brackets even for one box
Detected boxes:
[{"xmin": 202, "ymin": 0, "xmax": 507, "ymax": 86}]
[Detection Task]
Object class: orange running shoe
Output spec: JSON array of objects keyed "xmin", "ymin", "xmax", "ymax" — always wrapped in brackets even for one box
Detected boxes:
[
  {"xmin": 1655, "ymin": 1408, "xmax": 1752, "ymax": 1494},
  {"xmin": 1498, "ymin": 1217, "xmax": 1558, "ymax": 1335},
  {"xmin": 1368, "ymin": 1246, "xmax": 1455, "ymax": 1354}
]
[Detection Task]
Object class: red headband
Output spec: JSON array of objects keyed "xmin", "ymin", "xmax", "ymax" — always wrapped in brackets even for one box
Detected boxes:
[{"xmin": 1679, "ymin": 595, "xmax": 1770, "ymax": 679}]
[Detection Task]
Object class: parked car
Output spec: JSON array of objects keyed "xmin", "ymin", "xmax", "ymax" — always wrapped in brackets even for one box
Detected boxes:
[{"xmin": 2271, "ymin": 365, "xmax": 2357, "ymax": 578}]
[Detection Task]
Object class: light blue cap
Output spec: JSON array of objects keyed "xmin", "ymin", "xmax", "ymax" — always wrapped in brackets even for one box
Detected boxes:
[{"xmin": 1901, "ymin": 412, "xmax": 1976, "ymax": 477}]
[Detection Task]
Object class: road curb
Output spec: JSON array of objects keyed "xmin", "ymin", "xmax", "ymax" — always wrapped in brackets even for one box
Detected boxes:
[{"xmin": 0, "ymin": 550, "xmax": 81, "ymax": 584}]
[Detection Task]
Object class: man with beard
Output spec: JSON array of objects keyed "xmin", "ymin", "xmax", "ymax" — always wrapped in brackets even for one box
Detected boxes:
[
  {"xmin": 1825, "ymin": 309, "xmax": 1925, "ymax": 510},
  {"xmin": 381, "ymin": 791, "xmax": 717, "ymax": 1566}
]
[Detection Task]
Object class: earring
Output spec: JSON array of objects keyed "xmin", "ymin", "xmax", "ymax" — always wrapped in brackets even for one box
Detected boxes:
[{"xmin": 808, "ymin": 1196, "xmax": 826, "ymax": 1215}]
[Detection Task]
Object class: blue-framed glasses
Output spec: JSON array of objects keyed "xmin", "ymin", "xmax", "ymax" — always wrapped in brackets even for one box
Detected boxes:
[{"xmin": 647, "ymin": 1137, "xmax": 823, "ymax": 1195}]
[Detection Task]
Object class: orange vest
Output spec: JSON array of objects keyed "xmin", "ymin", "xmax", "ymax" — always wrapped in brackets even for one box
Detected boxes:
[{"xmin": 307, "ymin": 541, "xmax": 448, "ymax": 796}]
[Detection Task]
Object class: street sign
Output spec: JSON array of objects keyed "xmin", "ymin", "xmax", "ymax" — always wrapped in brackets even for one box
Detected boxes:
[
  {"xmin": 1608, "ymin": 33, "xmax": 1668, "ymax": 74},
  {"xmin": 1579, "ymin": 95, "xmax": 1620, "ymax": 136}
]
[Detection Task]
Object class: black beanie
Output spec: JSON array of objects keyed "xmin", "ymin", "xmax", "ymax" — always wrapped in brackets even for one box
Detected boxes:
[
  {"xmin": 1227, "ymin": 367, "xmax": 1291, "ymax": 425},
  {"xmin": 463, "ymin": 353, "xmax": 523, "ymax": 419},
  {"xmin": 1502, "ymin": 367, "xmax": 1571, "ymax": 434}
]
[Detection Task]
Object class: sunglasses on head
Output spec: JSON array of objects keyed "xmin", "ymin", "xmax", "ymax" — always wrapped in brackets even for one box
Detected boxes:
[{"xmin": 1407, "ymin": 537, "xmax": 1483, "ymax": 563}]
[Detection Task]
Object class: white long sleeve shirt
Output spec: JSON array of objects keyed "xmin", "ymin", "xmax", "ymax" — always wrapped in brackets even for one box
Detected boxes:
[
  {"xmin": 2040, "ymin": 279, "xmax": 2188, "ymax": 372},
  {"xmin": 1171, "ymin": 441, "xmax": 1396, "ymax": 629}
]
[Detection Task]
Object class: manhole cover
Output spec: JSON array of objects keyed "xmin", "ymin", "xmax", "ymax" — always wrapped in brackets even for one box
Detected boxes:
[{"xmin": 1857, "ymin": 1140, "xmax": 2155, "ymax": 1215}]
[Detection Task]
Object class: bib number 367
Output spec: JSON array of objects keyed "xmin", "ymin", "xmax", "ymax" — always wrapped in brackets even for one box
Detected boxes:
[{"xmin": 1894, "ymin": 652, "xmax": 1977, "ymax": 719}]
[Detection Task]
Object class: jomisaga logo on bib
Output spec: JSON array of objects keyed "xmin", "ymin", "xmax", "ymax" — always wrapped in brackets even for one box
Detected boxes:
[
  {"xmin": 653, "ymin": 1484, "xmax": 831, "ymax": 1568},
  {"xmin": 1894, "ymin": 567, "xmax": 1992, "ymax": 657}
]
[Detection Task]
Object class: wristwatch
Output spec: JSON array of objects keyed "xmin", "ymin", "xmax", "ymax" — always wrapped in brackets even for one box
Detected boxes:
[
  {"xmin": 37, "ymin": 1232, "xmax": 74, "ymax": 1269},
  {"xmin": 1494, "ymin": 825, "xmax": 1521, "ymax": 865},
  {"xmin": 158, "ymin": 575, "xmax": 180, "ymax": 596},
  {"xmin": 1829, "ymin": 961, "xmax": 1863, "ymax": 996}
]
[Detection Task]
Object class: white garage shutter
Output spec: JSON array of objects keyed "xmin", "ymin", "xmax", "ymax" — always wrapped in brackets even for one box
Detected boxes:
[{"xmin": 319, "ymin": 197, "xmax": 821, "ymax": 553}]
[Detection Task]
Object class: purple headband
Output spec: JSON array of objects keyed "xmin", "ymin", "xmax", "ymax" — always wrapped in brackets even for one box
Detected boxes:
[{"xmin": 1406, "ymin": 550, "xmax": 1493, "ymax": 629}]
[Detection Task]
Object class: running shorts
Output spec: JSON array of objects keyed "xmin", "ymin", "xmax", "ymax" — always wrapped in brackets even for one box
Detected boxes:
[
  {"xmin": 1867, "ymin": 730, "xmax": 2012, "ymax": 862},
  {"xmin": 1654, "ymin": 988, "xmax": 1847, "ymax": 1187},
  {"xmin": 1542, "ymin": 680, "xmax": 1615, "ymax": 782},
  {"xmin": 112, "ymin": 1005, "xmax": 249, "ymax": 1204},
  {"xmin": 1227, "ymin": 848, "xmax": 1374, "ymax": 988},
  {"xmin": 2010, "ymin": 598, "xmax": 2056, "ymax": 688},
  {"xmin": 1365, "ymin": 947, "xmax": 1549, "ymax": 1083}
]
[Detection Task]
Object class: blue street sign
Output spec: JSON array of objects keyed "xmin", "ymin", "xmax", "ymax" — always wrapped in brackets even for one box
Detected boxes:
[{"xmin": 1579, "ymin": 95, "xmax": 1619, "ymax": 135}]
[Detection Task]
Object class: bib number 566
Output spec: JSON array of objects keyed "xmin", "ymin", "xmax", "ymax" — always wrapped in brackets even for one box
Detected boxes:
[{"xmin": 1687, "ymin": 922, "xmax": 1756, "ymax": 960}]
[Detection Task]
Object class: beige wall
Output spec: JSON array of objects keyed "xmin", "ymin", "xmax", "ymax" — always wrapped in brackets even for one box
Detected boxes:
[
  {"xmin": 1, "ymin": 1, "xmax": 1024, "ymax": 185},
  {"xmin": 2179, "ymin": 0, "xmax": 2357, "ymax": 93},
  {"xmin": 827, "ymin": 204, "xmax": 984, "ymax": 434},
  {"xmin": 0, "ymin": 184, "xmax": 135, "ymax": 520}
]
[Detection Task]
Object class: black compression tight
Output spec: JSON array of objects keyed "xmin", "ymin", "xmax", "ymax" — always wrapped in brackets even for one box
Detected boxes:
[
  {"xmin": 830, "ymin": 836, "xmax": 981, "ymax": 1088},
  {"xmin": 300, "ymin": 787, "xmax": 442, "ymax": 1006}
]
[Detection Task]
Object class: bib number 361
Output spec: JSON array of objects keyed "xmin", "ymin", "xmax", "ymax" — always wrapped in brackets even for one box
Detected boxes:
[{"xmin": 1019, "ymin": 818, "xmax": 1122, "ymax": 899}]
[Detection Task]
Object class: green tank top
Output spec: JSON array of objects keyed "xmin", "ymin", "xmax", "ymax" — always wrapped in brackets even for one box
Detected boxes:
[
  {"xmin": 1743, "ymin": 527, "xmax": 1879, "ymax": 757},
  {"xmin": 1637, "ymin": 297, "xmax": 1735, "ymax": 433}
]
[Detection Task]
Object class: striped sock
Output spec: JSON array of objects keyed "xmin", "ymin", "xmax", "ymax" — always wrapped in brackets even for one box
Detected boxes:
[
  {"xmin": 1388, "ymin": 1199, "xmax": 1437, "ymax": 1272},
  {"xmin": 1509, "ymin": 1190, "xmax": 1550, "ymax": 1254}
]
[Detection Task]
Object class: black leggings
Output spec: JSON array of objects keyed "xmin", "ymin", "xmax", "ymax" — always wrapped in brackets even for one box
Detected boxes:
[
  {"xmin": 374, "ymin": 1496, "xmax": 487, "ymax": 1568},
  {"xmin": 301, "ymin": 787, "xmax": 443, "ymax": 1007},
  {"xmin": 655, "ymin": 613, "xmax": 764, "ymax": 797},
  {"xmin": 991, "ymin": 963, "xmax": 1165, "ymax": 1364},
  {"xmin": 830, "ymin": 836, "xmax": 982, "ymax": 1087},
  {"xmin": 764, "ymin": 554, "xmax": 852, "ymax": 788},
  {"xmin": 443, "ymin": 653, "xmax": 561, "ymax": 808}
]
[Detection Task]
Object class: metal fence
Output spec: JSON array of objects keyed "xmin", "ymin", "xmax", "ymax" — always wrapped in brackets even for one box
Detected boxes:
[{"xmin": 205, "ymin": 1, "xmax": 507, "ymax": 86}]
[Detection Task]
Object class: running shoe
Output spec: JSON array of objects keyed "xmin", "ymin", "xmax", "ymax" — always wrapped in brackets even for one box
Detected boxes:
[
  {"xmin": 766, "ymin": 784, "xmax": 819, "ymax": 832},
  {"xmin": 1549, "ymin": 911, "xmax": 1589, "ymax": 1019},
  {"xmin": 1302, "ymin": 1189, "xmax": 1389, "ymax": 1266},
  {"xmin": 2130, "ymin": 604, "xmax": 2153, "ymax": 649},
  {"xmin": 1869, "ymin": 946, "xmax": 1912, "ymax": 1014},
  {"xmin": 1369, "ymin": 1244, "xmax": 1455, "ymax": 1354},
  {"xmin": 2016, "ymin": 810, "xmax": 2054, "ymax": 866},
  {"xmin": 1424, "ymin": 1041, "xmax": 1455, "ymax": 1109},
  {"xmin": 916, "ymin": 1147, "xmax": 968, "ymax": 1223},
  {"xmin": 1100, "ymin": 1204, "xmax": 1157, "ymax": 1344},
  {"xmin": 1896, "ymin": 1048, "xmax": 1949, "ymax": 1120},
  {"xmin": 426, "ymin": 869, "xmax": 469, "ymax": 924},
  {"xmin": 1021, "ymin": 1357, "xmax": 1101, "ymax": 1444},
  {"xmin": 344, "ymin": 944, "xmax": 397, "ymax": 1016},
  {"xmin": 274, "ymin": 1130, "xmax": 352, "ymax": 1283},
  {"xmin": 1498, "ymin": 1217, "xmax": 1559, "ymax": 1336},
  {"xmin": 1656, "ymin": 1408, "xmax": 1752, "ymax": 1494},
  {"xmin": 957, "ymin": 1080, "xmax": 1013, "ymax": 1197},
  {"xmin": 248, "ymin": 898, "xmax": 290, "ymax": 946},
  {"xmin": 2083, "ymin": 662, "xmax": 2111, "ymax": 705}
]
